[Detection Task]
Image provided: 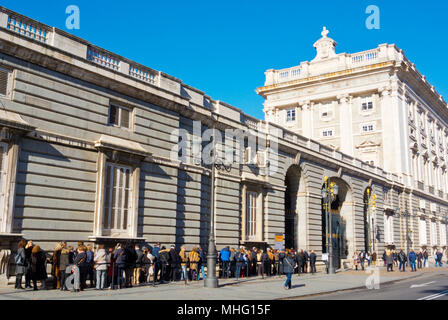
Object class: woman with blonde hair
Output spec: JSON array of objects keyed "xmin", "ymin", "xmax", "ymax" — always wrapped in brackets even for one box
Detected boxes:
[
  {"xmin": 188, "ymin": 247, "xmax": 200, "ymax": 281},
  {"xmin": 179, "ymin": 246, "xmax": 188, "ymax": 281},
  {"xmin": 51, "ymin": 242, "xmax": 63, "ymax": 289}
]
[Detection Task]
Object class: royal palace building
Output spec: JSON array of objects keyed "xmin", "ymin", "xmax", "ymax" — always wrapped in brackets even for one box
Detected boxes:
[{"xmin": 0, "ymin": 7, "xmax": 447, "ymax": 284}]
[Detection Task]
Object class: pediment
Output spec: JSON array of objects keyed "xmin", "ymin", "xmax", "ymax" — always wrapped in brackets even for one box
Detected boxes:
[{"xmin": 355, "ymin": 140, "xmax": 381, "ymax": 149}]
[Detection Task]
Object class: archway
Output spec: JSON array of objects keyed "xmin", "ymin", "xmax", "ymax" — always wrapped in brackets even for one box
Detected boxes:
[
  {"xmin": 284, "ymin": 165, "xmax": 307, "ymax": 250},
  {"xmin": 321, "ymin": 177, "xmax": 354, "ymax": 269}
]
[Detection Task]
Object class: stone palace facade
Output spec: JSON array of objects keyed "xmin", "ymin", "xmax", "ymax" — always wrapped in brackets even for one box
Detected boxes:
[{"xmin": 0, "ymin": 7, "xmax": 447, "ymax": 283}]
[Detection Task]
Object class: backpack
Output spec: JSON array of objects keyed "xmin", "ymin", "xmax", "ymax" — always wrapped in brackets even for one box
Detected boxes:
[{"xmin": 14, "ymin": 252, "xmax": 24, "ymax": 265}]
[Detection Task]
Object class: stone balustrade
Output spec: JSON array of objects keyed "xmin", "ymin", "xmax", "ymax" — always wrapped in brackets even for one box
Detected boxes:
[
  {"xmin": 5, "ymin": 12, "xmax": 50, "ymax": 43},
  {"xmin": 87, "ymin": 46, "xmax": 121, "ymax": 71}
]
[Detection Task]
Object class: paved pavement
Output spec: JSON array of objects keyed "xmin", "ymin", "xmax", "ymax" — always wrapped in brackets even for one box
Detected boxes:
[
  {"xmin": 299, "ymin": 268, "xmax": 448, "ymax": 300},
  {"xmin": 2, "ymin": 266, "xmax": 445, "ymax": 300}
]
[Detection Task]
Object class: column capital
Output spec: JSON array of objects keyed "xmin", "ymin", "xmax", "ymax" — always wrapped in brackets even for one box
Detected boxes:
[
  {"xmin": 337, "ymin": 93, "xmax": 351, "ymax": 103},
  {"xmin": 379, "ymin": 86, "xmax": 391, "ymax": 97},
  {"xmin": 298, "ymin": 100, "xmax": 312, "ymax": 110}
]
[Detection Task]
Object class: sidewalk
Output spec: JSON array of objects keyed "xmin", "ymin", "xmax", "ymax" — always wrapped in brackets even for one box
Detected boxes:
[{"xmin": 0, "ymin": 267, "xmax": 443, "ymax": 300}]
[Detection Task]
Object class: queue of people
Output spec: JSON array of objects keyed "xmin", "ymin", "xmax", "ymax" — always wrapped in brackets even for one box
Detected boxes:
[{"xmin": 13, "ymin": 240, "xmax": 319, "ymax": 292}]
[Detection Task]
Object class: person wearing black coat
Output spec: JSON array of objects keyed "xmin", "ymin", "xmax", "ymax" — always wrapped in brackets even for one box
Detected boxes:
[
  {"xmin": 30, "ymin": 245, "xmax": 47, "ymax": 291},
  {"xmin": 295, "ymin": 250, "xmax": 304, "ymax": 275},
  {"xmin": 158, "ymin": 246, "xmax": 171, "ymax": 283},
  {"xmin": 398, "ymin": 249, "xmax": 407, "ymax": 272},
  {"xmin": 24, "ymin": 240, "xmax": 33, "ymax": 289},
  {"xmin": 133, "ymin": 245, "xmax": 144, "ymax": 285},
  {"xmin": 15, "ymin": 240, "xmax": 27, "ymax": 289},
  {"xmin": 303, "ymin": 250, "xmax": 309, "ymax": 273},
  {"xmin": 113, "ymin": 244, "xmax": 127, "ymax": 289},
  {"xmin": 250, "ymin": 248, "xmax": 257, "ymax": 276},
  {"xmin": 309, "ymin": 250, "xmax": 317, "ymax": 274},
  {"xmin": 73, "ymin": 246, "xmax": 87, "ymax": 292},
  {"xmin": 125, "ymin": 244, "xmax": 137, "ymax": 288},
  {"xmin": 169, "ymin": 245, "xmax": 180, "ymax": 282}
]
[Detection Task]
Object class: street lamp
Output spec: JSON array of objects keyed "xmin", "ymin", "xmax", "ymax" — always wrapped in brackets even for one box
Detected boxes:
[
  {"xmin": 205, "ymin": 155, "xmax": 231, "ymax": 289},
  {"xmin": 321, "ymin": 176, "xmax": 339, "ymax": 274}
]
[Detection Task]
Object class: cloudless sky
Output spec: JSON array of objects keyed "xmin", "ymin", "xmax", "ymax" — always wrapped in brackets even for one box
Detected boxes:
[{"xmin": 3, "ymin": 0, "xmax": 448, "ymax": 119}]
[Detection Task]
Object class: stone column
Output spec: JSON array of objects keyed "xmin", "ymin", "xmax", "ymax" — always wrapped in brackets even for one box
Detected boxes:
[{"xmin": 338, "ymin": 94, "xmax": 353, "ymax": 155}]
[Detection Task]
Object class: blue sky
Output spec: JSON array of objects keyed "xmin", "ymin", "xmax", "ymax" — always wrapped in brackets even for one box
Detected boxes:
[{"xmin": 3, "ymin": 1, "xmax": 447, "ymax": 119}]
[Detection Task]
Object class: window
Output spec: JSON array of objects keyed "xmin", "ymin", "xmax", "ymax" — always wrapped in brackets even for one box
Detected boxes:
[
  {"xmin": 286, "ymin": 109, "xmax": 296, "ymax": 122},
  {"xmin": 108, "ymin": 104, "xmax": 132, "ymax": 129},
  {"xmin": 361, "ymin": 97, "xmax": 373, "ymax": 111},
  {"xmin": 430, "ymin": 220, "xmax": 438, "ymax": 245},
  {"xmin": 320, "ymin": 103, "xmax": 332, "ymax": 119},
  {"xmin": 246, "ymin": 191, "xmax": 258, "ymax": 241},
  {"xmin": 0, "ymin": 143, "xmax": 8, "ymax": 230},
  {"xmin": 440, "ymin": 224, "xmax": 447, "ymax": 246},
  {"xmin": 419, "ymin": 218, "xmax": 427, "ymax": 245},
  {"xmin": 0, "ymin": 67, "xmax": 10, "ymax": 96},
  {"xmin": 384, "ymin": 213, "xmax": 394, "ymax": 243},
  {"xmin": 103, "ymin": 163, "xmax": 133, "ymax": 232},
  {"xmin": 365, "ymin": 160, "xmax": 375, "ymax": 166},
  {"xmin": 362, "ymin": 124, "xmax": 375, "ymax": 132},
  {"xmin": 322, "ymin": 129, "xmax": 333, "ymax": 137}
]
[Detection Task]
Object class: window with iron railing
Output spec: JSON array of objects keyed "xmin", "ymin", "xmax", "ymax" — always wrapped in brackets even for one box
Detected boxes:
[
  {"xmin": 103, "ymin": 163, "xmax": 133, "ymax": 233},
  {"xmin": 245, "ymin": 191, "xmax": 258, "ymax": 241}
]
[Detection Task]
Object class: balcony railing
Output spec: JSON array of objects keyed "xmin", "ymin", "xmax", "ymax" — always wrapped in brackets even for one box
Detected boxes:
[
  {"xmin": 87, "ymin": 46, "xmax": 120, "ymax": 71},
  {"xmin": 129, "ymin": 64, "xmax": 158, "ymax": 84},
  {"xmin": 7, "ymin": 14, "xmax": 49, "ymax": 43}
]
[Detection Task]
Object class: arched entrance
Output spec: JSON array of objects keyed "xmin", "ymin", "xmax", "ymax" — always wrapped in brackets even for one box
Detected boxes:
[
  {"xmin": 284, "ymin": 165, "xmax": 307, "ymax": 250},
  {"xmin": 321, "ymin": 177, "xmax": 354, "ymax": 269}
]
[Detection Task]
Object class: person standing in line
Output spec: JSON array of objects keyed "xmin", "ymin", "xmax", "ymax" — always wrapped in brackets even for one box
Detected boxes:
[
  {"xmin": 392, "ymin": 250, "xmax": 398, "ymax": 267},
  {"xmin": 417, "ymin": 250, "xmax": 423, "ymax": 269},
  {"xmin": 94, "ymin": 244, "xmax": 109, "ymax": 290},
  {"xmin": 169, "ymin": 245, "xmax": 180, "ymax": 282},
  {"xmin": 51, "ymin": 243, "xmax": 62, "ymax": 289},
  {"xmin": 423, "ymin": 249, "xmax": 429, "ymax": 268},
  {"xmin": 24, "ymin": 240, "xmax": 34, "ymax": 289},
  {"xmin": 59, "ymin": 246, "xmax": 70, "ymax": 291},
  {"xmin": 385, "ymin": 250, "xmax": 394, "ymax": 272},
  {"xmin": 266, "ymin": 248, "xmax": 274, "ymax": 277},
  {"xmin": 14, "ymin": 240, "xmax": 26, "ymax": 290},
  {"xmin": 280, "ymin": 249, "xmax": 295, "ymax": 290},
  {"xmin": 85, "ymin": 244, "xmax": 95, "ymax": 288},
  {"xmin": 133, "ymin": 244, "xmax": 143, "ymax": 285},
  {"xmin": 220, "ymin": 246, "xmax": 230, "ymax": 278},
  {"xmin": 256, "ymin": 249, "xmax": 264, "ymax": 278},
  {"xmin": 197, "ymin": 246, "xmax": 207, "ymax": 281},
  {"xmin": 295, "ymin": 250, "xmax": 303, "ymax": 275},
  {"xmin": 309, "ymin": 250, "xmax": 317, "ymax": 274},
  {"xmin": 229, "ymin": 248, "xmax": 236, "ymax": 278},
  {"xmin": 158, "ymin": 246, "xmax": 171, "ymax": 283},
  {"xmin": 179, "ymin": 246, "xmax": 188, "ymax": 281},
  {"xmin": 188, "ymin": 247, "xmax": 200, "ymax": 281},
  {"xmin": 30, "ymin": 245, "xmax": 47, "ymax": 291},
  {"xmin": 274, "ymin": 249, "xmax": 280, "ymax": 277},
  {"xmin": 152, "ymin": 243, "xmax": 161, "ymax": 283},
  {"xmin": 113, "ymin": 243, "xmax": 126, "ymax": 289},
  {"xmin": 250, "ymin": 247, "xmax": 258, "ymax": 276},
  {"xmin": 437, "ymin": 251, "xmax": 443, "ymax": 267},
  {"xmin": 398, "ymin": 249, "xmax": 407, "ymax": 272},
  {"xmin": 408, "ymin": 249, "xmax": 417, "ymax": 272},
  {"xmin": 372, "ymin": 251, "xmax": 377, "ymax": 267},
  {"xmin": 303, "ymin": 250, "xmax": 309, "ymax": 273},
  {"xmin": 145, "ymin": 248, "xmax": 155, "ymax": 283},
  {"xmin": 235, "ymin": 248, "xmax": 245, "ymax": 280}
]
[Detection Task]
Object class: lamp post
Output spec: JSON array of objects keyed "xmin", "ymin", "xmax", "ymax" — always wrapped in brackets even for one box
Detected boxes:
[
  {"xmin": 205, "ymin": 156, "xmax": 231, "ymax": 288},
  {"xmin": 321, "ymin": 176, "xmax": 338, "ymax": 274}
]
